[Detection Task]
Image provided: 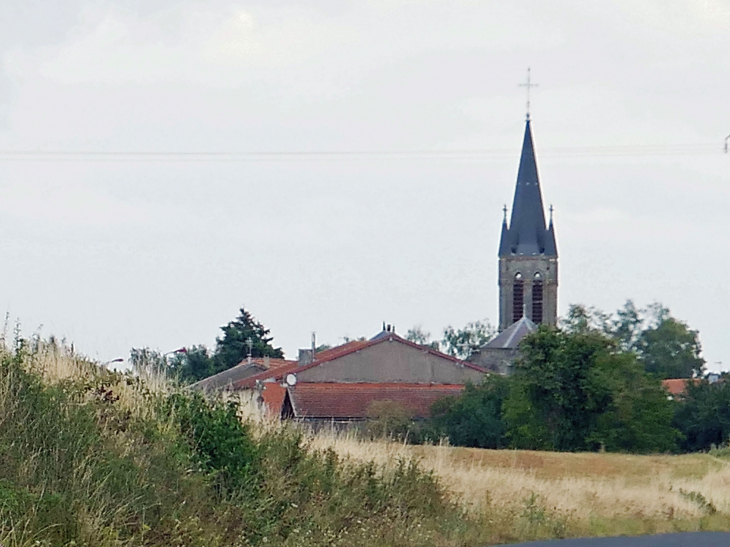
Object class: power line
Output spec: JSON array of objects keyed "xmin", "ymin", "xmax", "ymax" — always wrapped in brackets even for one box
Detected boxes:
[{"xmin": 0, "ymin": 144, "xmax": 722, "ymax": 162}]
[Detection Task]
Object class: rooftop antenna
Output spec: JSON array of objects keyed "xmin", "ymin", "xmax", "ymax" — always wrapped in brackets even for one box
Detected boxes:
[
  {"xmin": 549, "ymin": 204, "xmax": 554, "ymax": 224},
  {"xmin": 725, "ymin": 134, "xmax": 730, "ymax": 154},
  {"xmin": 503, "ymin": 204, "xmax": 508, "ymax": 222},
  {"xmin": 519, "ymin": 67, "xmax": 539, "ymax": 121},
  {"xmin": 246, "ymin": 337, "xmax": 253, "ymax": 364}
]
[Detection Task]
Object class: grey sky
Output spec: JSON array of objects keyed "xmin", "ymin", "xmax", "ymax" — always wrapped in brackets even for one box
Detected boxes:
[{"xmin": 0, "ymin": 1, "xmax": 728, "ymax": 370}]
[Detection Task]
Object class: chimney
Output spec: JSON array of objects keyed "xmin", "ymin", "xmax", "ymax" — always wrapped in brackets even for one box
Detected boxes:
[
  {"xmin": 263, "ymin": 355, "xmax": 270, "ymax": 369},
  {"xmin": 298, "ymin": 348, "xmax": 314, "ymax": 367}
]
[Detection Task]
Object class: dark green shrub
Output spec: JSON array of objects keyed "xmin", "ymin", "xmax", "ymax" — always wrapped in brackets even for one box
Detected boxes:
[
  {"xmin": 425, "ymin": 377, "xmax": 510, "ymax": 448},
  {"xmin": 163, "ymin": 391, "xmax": 260, "ymax": 496}
]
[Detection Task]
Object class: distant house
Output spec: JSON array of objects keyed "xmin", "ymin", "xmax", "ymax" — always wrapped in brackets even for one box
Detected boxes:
[
  {"xmin": 469, "ymin": 316, "xmax": 536, "ymax": 375},
  {"xmin": 191, "ymin": 357, "xmax": 296, "ymax": 392},
  {"xmin": 199, "ymin": 327, "xmax": 488, "ymax": 424},
  {"xmin": 661, "ymin": 377, "xmax": 720, "ymax": 399},
  {"xmin": 662, "ymin": 378, "xmax": 696, "ymax": 399}
]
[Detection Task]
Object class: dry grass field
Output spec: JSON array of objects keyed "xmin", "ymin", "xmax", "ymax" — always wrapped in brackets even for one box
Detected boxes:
[{"xmin": 310, "ymin": 429, "xmax": 730, "ymax": 538}]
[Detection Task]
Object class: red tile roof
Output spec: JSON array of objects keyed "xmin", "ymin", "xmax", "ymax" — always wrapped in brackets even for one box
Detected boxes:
[
  {"xmin": 287, "ymin": 383, "xmax": 464, "ymax": 420},
  {"xmin": 662, "ymin": 378, "xmax": 700, "ymax": 397},
  {"xmin": 254, "ymin": 357, "xmax": 296, "ymax": 370},
  {"xmin": 234, "ymin": 333, "xmax": 485, "ymax": 390},
  {"xmin": 312, "ymin": 340, "xmax": 370, "ymax": 361},
  {"xmin": 260, "ymin": 382, "xmax": 287, "ymax": 416}
]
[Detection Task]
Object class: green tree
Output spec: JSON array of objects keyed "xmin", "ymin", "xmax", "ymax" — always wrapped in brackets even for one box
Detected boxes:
[
  {"xmin": 589, "ymin": 352, "xmax": 680, "ymax": 453},
  {"xmin": 673, "ymin": 379, "xmax": 730, "ymax": 452},
  {"xmin": 364, "ymin": 400, "xmax": 414, "ymax": 441},
  {"xmin": 405, "ymin": 325, "xmax": 440, "ymax": 350},
  {"xmin": 504, "ymin": 327, "xmax": 679, "ymax": 453},
  {"xmin": 213, "ymin": 307, "xmax": 284, "ymax": 374},
  {"xmin": 504, "ymin": 328, "xmax": 613, "ymax": 451},
  {"xmin": 636, "ymin": 317, "xmax": 704, "ymax": 379},
  {"xmin": 441, "ymin": 320, "xmax": 495, "ymax": 359},
  {"xmin": 168, "ymin": 345, "xmax": 215, "ymax": 383},
  {"xmin": 405, "ymin": 325, "xmax": 430, "ymax": 345},
  {"xmin": 129, "ymin": 347, "xmax": 166, "ymax": 375},
  {"xmin": 609, "ymin": 299, "xmax": 643, "ymax": 352},
  {"xmin": 560, "ymin": 304, "xmax": 609, "ymax": 335},
  {"xmin": 564, "ymin": 301, "xmax": 705, "ymax": 380},
  {"xmin": 427, "ymin": 377, "xmax": 509, "ymax": 448}
]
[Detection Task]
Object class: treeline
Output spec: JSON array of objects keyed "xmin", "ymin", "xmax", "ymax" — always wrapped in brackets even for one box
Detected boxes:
[
  {"xmin": 131, "ymin": 307, "xmax": 284, "ymax": 383},
  {"xmin": 417, "ymin": 302, "xmax": 724, "ymax": 454}
]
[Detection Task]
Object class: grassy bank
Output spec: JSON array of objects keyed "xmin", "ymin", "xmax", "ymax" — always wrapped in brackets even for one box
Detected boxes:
[
  {"xmin": 0, "ymin": 341, "xmax": 465, "ymax": 547},
  {"xmin": 0, "ymin": 338, "xmax": 729, "ymax": 546}
]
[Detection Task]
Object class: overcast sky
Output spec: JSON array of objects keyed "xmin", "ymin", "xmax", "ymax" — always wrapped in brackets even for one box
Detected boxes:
[{"xmin": 0, "ymin": 1, "xmax": 728, "ymax": 370}]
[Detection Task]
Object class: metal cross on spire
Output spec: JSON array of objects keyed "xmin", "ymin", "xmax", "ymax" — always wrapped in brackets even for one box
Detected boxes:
[{"xmin": 519, "ymin": 67, "xmax": 539, "ymax": 120}]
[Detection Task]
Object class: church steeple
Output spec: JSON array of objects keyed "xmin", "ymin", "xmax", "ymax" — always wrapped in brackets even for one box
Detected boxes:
[
  {"xmin": 499, "ymin": 119, "xmax": 557, "ymax": 258},
  {"xmin": 497, "ymin": 118, "xmax": 558, "ymax": 331}
]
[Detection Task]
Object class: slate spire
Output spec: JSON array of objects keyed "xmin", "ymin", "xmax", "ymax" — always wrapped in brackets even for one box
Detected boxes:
[{"xmin": 498, "ymin": 119, "xmax": 557, "ymax": 257}]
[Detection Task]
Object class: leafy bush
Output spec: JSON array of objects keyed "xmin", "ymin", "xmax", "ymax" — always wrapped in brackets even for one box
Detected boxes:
[
  {"xmin": 426, "ymin": 377, "xmax": 509, "ymax": 448},
  {"xmin": 364, "ymin": 400, "xmax": 415, "ymax": 440},
  {"xmin": 674, "ymin": 379, "xmax": 730, "ymax": 452},
  {"xmin": 164, "ymin": 391, "xmax": 260, "ymax": 495}
]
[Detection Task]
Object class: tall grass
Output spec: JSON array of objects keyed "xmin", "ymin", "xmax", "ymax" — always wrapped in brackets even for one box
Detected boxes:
[
  {"xmin": 2, "ymin": 335, "xmax": 730, "ymax": 546},
  {"xmin": 310, "ymin": 428, "xmax": 730, "ymax": 538},
  {"xmin": 0, "ymin": 339, "xmax": 473, "ymax": 547}
]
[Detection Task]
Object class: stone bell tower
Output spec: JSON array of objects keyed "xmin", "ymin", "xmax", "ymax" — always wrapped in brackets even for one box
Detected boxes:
[{"xmin": 498, "ymin": 118, "xmax": 558, "ymax": 331}]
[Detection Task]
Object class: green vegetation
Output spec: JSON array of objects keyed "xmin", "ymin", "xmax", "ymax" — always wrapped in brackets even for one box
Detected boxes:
[
  {"xmin": 504, "ymin": 328, "xmax": 679, "ymax": 453},
  {"xmin": 0, "ymin": 339, "xmax": 478, "ymax": 547},
  {"xmin": 134, "ymin": 307, "xmax": 284, "ymax": 384},
  {"xmin": 425, "ymin": 327, "xmax": 681, "ymax": 453},
  {"xmin": 405, "ymin": 320, "xmax": 495, "ymax": 358},
  {"xmin": 441, "ymin": 320, "xmax": 496, "ymax": 360},
  {"xmin": 213, "ymin": 307, "xmax": 284, "ymax": 368},
  {"xmin": 674, "ymin": 379, "xmax": 730, "ymax": 452},
  {"xmin": 428, "ymin": 377, "xmax": 510, "ymax": 449},
  {"xmin": 562, "ymin": 300, "xmax": 704, "ymax": 379},
  {"xmin": 423, "ymin": 302, "xmax": 716, "ymax": 454}
]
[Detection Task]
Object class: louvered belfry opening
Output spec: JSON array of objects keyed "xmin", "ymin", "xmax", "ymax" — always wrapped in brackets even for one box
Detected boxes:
[
  {"xmin": 512, "ymin": 273, "xmax": 524, "ymax": 323},
  {"xmin": 532, "ymin": 273, "xmax": 543, "ymax": 324}
]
